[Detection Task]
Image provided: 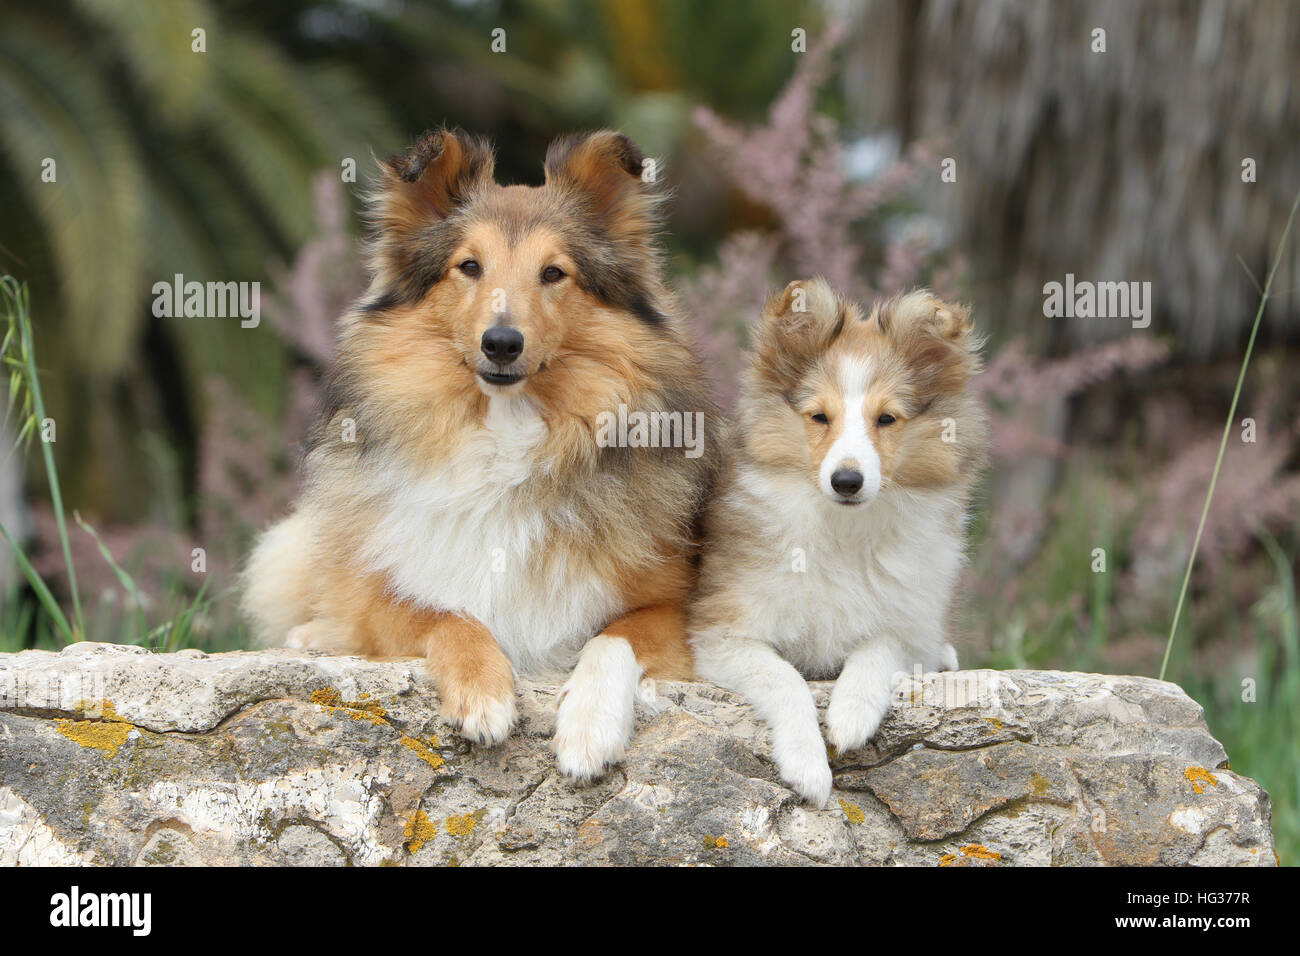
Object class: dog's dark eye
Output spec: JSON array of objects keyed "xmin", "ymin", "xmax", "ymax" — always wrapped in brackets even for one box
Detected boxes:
[
  {"xmin": 541, "ymin": 265, "xmax": 566, "ymax": 284},
  {"xmin": 458, "ymin": 259, "xmax": 481, "ymax": 278},
  {"xmin": 811, "ymin": 412, "xmax": 830, "ymax": 424},
  {"xmin": 877, "ymin": 413, "xmax": 896, "ymax": 426}
]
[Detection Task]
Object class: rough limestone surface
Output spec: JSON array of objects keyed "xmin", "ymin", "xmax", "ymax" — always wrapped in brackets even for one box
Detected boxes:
[{"xmin": 0, "ymin": 642, "xmax": 1276, "ymax": 866}]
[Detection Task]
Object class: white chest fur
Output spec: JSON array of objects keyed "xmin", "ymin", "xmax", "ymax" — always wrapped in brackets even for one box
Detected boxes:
[
  {"xmin": 357, "ymin": 394, "xmax": 621, "ymax": 675},
  {"xmin": 728, "ymin": 469, "xmax": 964, "ymax": 678}
]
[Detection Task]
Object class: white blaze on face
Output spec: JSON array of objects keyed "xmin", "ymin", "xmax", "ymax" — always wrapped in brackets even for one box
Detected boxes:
[{"xmin": 818, "ymin": 357, "xmax": 882, "ymax": 503}]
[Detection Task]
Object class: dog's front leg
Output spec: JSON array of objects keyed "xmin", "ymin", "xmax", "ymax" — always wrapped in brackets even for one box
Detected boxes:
[
  {"xmin": 554, "ymin": 604, "xmax": 690, "ymax": 782},
  {"xmin": 692, "ymin": 635, "xmax": 832, "ymax": 808},
  {"xmin": 425, "ymin": 614, "xmax": 518, "ymax": 746},
  {"xmin": 825, "ymin": 638, "xmax": 912, "ymax": 754}
]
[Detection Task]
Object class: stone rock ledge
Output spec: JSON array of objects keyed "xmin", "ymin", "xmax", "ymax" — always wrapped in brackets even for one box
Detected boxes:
[{"xmin": 0, "ymin": 642, "xmax": 1276, "ymax": 866}]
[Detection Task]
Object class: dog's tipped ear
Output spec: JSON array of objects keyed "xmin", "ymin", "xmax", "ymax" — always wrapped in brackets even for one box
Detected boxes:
[
  {"xmin": 877, "ymin": 293, "xmax": 975, "ymax": 344},
  {"xmin": 878, "ymin": 292, "xmax": 981, "ymax": 395},
  {"xmin": 544, "ymin": 131, "xmax": 658, "ymax": 236},
  {"xmin": 374, "ymin": 128, "xmax": 495, "ymax": 229},
  {"xmin": 754, "ymin": 277, "xmax": 849, "ymax": 388}
]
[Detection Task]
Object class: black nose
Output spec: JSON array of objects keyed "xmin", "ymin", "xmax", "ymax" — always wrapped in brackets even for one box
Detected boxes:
[
  {"xmin": 831, "ymin": 468, "xmax": 864, "ymax": 497},
  {"xmin": 481, "ymin": 326, "xmax": 524, "ymax": 363}
]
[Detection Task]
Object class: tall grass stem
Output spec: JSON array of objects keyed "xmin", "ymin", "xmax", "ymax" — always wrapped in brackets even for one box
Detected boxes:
[{"xmin": 1159, "ymin": 189, "xmax": 1300, "ymax": 681}]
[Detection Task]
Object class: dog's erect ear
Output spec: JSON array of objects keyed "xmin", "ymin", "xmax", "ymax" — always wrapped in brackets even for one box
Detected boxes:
[
  {"xmin": 877, "ymin": 292, "xmax": 981, "ymax": 397},
  {"xmin": 754, "ymin": 277, "xmax": 850, "ymax": 389},
  {"xmin": 544, "ymin": 131, "xmax": 658, "ymax": 238},
  {"xmin": 375, "ymin": 128, "xmax": 495, "ymax": 231}
]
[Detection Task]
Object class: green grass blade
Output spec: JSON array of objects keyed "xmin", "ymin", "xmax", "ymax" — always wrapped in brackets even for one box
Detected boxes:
[
  {"xmin": 73, "ymin": 512, "xmax": 149, "ymax": 643},
  {"xmin": 2, "ymin": 276, "xmax": 84, "ymax": 638},
  {"xmin": 169, "ymin": 575, "xmax": 213, "ymax": 652},
  {"xmin": 0, "ymin": 517, "xmax": 74, "ymax": 643},
  {"xmin": 1159, "ymin": 188, "xmax": 1300, "ymax": 681}
]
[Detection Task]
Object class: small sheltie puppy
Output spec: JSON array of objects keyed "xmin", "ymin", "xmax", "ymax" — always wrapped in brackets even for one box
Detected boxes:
[
  {"xmin": 243, "ymin": 128, "xmax": 716, "ymax": 779},
  {"xmin": 688, "ymin": 278, "xmax": 986, "ymax": 806}
]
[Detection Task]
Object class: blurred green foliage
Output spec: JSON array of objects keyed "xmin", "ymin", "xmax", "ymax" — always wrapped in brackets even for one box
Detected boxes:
[{"xmin": 0, "ymin": 0, "xmax": 816, "ymax": 522}]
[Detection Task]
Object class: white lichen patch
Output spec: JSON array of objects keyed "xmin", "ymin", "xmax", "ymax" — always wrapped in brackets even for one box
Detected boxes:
[
  {"xmin": 737, "ymin": 804, "xmax": 783, "ymax": 857},
  {"xmin": 145, "ymin": 767, "xmax": 396, "ymax": 865},
  {"xmin": 619, "ymin": 779, "xmax": 674, "ymax": 812},
  {"xmin": 1169, "ymin": 806, "xmax": 1209, "ymax": 835},
  {"xmin": 0, "ymin": 786, "xmax": 90, "ymax": 866}
]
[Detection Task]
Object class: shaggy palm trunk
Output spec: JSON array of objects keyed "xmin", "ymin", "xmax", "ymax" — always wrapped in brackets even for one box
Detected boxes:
[{"xmin": 842, "ymin": 0, "xmax": 1300, "ymax": 356}]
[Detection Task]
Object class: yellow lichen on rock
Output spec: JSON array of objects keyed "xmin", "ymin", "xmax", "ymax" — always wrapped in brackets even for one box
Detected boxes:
[
  {"xmin": 56, "ymin": 700, "xmax": 133, "ymax": 757},
  {"xmin": 960, "ymin": 843, "xmax": 1002, "ymax": 861},
  {"xmin": 400, "ymin": 734, "xmax": 445, "ymax": 770},
  {"xmin": 312, "ymin": 688, "xmax": 445, "ymax": 769},
  {"xmin": 338, "ymin": 700, "xmax": 389, "ymax": 725},
  {"xmin": 404, "ymin": 810, "xmax": 437, "ymax": 853},
  {"xmin": 309, "ymin": 686, "xmax": 389, "ymax": 726},
  {"xmin": 1185, "ymin": 766, "xmax": 1219, "ymax": 795},
  {"xmin": 444, "ymin": 813, "xmax": 477, "ymax": 837},
  {"xmin": 310, "ymin": 687, "xmax": 342, "ymax": 707},
  {"xmin": 839, "ymin": 799, "xmax": 865, "ymax": 824},
  {"xmin": 940, "ymin": 844, "xmax": 1002, "ymax": 866}
]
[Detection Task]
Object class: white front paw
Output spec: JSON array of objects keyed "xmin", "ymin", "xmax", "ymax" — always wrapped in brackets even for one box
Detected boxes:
[
  {"xmin": 554, "ymin": 685, "xmax": 633, "ymax": 781},
  {"xmin": 772, "ymin": 727, "xmax": 833, "ymax": 808},
  {"xmin": 826, "ymin": 688, "xmax": 891, "ymax": 754},
  {"xmin": 553, "ymin": 636, "xmax": 639, "ymax": 782}
]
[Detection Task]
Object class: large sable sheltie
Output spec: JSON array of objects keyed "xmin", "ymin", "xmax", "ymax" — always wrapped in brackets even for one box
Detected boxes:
[
  {"xmin": 243, "ymin": 128, "xmax": 716, "ymax": 779},
  {"xmin": 688, "ymin": 278, "xmax": 986, "ymax": 806}
]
